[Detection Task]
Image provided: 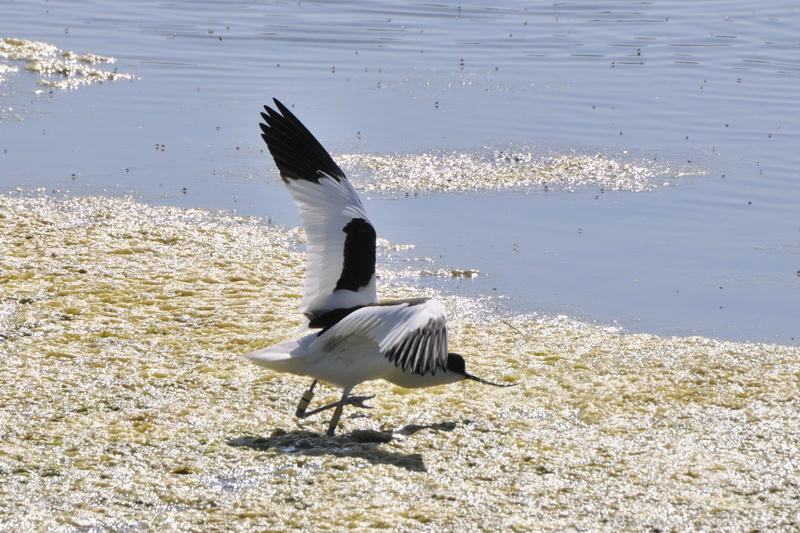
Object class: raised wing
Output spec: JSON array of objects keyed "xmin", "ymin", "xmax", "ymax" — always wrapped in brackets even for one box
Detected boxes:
[
  {"xmin": 260, "ymin": 99, "xmax": 378, "ymax": 322},
  {"xmin": 321, "ymin": 298, "xmax": 449, "ymax": 376}
]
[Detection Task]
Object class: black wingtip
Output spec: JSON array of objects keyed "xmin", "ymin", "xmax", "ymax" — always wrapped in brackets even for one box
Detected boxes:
[
  {"xmin": 259, "ymin": 99, "xmax": 346, "ymax": 183},
  {"xmin": 271, "ymin": 97, "xmax": 290, "ymax": 116}
]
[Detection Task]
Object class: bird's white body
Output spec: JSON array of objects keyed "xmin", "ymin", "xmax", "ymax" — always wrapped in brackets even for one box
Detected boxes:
[{"xmin": 242, "ymin": 298, "xmax": 463, "ymax": 389}]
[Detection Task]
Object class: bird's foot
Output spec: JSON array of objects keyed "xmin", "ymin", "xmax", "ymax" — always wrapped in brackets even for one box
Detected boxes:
[
  {"xmin": 299, "ymin": 393, "xmax": 376, "ymax": 419},
  {"xmin": 346, "ymin": 394, "xmax": 375, "ymax": 409}
]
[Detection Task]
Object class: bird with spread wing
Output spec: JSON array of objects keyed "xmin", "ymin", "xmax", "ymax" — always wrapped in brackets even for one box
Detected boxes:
[{"xmin": 240, "ymin": 99, "xmax": 512, "ymax": 436}]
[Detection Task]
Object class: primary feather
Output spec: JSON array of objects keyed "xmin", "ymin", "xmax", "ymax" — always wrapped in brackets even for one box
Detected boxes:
[{"xmin": 260, "ymin": 100, "xmax": 377, "ymax": 323}]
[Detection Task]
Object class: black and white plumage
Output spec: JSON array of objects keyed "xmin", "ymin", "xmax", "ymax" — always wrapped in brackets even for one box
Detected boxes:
[{"xmin": 241, "ymin": 99, "xmax": 510, "ymax": 436}]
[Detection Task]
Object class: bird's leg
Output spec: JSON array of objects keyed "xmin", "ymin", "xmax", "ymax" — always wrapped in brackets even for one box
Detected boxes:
[
  {"xmin": 295, "ymin": 379, "xmax": 318, "ymax": 418},
  {"xmin": 299, "ymin": 394, "xmax": 376, "ymax": 418},
  {"xmin": 295, "ymin": 378, "xmax": 375, "ymax": 419},
  {"xmin": 326, "ymin": 387, "xmax": 353, "ymax": 437}
]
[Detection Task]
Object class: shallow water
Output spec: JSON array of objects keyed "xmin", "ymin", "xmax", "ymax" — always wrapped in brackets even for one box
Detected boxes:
[
  {"xmin": 1, "ymin": 196, "xmax": 799, "ymax": 531},
  {"xmin": 2, "ymin": 0, "xmax": 798, "ymax": 343},
  {"xmin": 2, "ymin": 1, "xmax": 800, "ymax": 531}
]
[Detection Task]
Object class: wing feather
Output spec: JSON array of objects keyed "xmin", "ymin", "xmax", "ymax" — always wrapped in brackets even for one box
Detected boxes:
[
  {"xmin": 260, "ymin": 100, "xmax": 378, "ymax": 321},
  {"xmin": 319, "ymin": 298, "xmax": 449, "ymax": 376}
]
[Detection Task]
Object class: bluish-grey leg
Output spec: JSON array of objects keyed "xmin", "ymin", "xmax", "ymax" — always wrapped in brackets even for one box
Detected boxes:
[
  {"xmin": 326, "ymin": 387, "xmax": 353, "ymax": 437},
  {"xmin": 295, "ymin": 379, "xmax": 318, "ymax": 418},
  {"xmin": 295, "ymin": 380, "xmax": 374, "ymax": 420}
]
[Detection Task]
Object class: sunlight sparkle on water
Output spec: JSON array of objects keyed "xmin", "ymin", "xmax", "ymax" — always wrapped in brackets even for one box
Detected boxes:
[{"xmin": 1, "ymin": 38, "xmax": 135, "ymax": 89}]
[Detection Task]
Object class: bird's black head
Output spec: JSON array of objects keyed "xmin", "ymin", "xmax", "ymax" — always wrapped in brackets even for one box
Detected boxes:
[
  {"xmin": 446, "ymin": 353, "xmax": 467, "ymax": 374},
  {"xmin": 446, "ymin": 353, "xmax": 515, "ymax": 387}
]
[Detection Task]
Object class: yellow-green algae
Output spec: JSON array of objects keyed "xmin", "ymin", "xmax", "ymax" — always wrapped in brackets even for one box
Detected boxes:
[
  {"xmin": 0, "ymin": 38, "xmax": 135, "ymax": 89},
  {"xmin": 1, "ymin": 194, "xmax": 798, "ymax": 532},
  {"xmin": 340, "ymin": 149, "xmax": 704, "ymax": 195}
]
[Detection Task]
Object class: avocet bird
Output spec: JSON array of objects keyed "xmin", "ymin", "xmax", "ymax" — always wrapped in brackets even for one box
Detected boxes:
[{"xmin": 241, "ymin": 99, "xmax": 511, "ymax": 436}]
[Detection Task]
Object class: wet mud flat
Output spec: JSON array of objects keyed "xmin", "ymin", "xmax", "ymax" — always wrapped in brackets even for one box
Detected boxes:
[{"xmin": 1, "ymin": 195, "xmax": 798, "ymax": 531}]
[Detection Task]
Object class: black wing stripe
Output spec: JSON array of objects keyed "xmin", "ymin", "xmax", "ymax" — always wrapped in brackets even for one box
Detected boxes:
[
  {"xmin": 335, "ymin": 218, "xmax": 376, "ymax": 292},
  {"xmin": 385, "ymin": 316, "xmax": 447, "ymax": 376},
  {"xmin": 260, "ymin": 99, "xmax": 346, "ymax": 184},
  {"xmin": 417, "ymin": 333, "xmax": 432, "ymax": 375},
  {"xmin": 412, "ymin": 334, "xmax": 425, "ymax": 375},
  {"xmin": 437, "ymin": 329, "xmax": 447, "ymax": 368},
  {"xmin": 408, "ymin": 333, "xmax": 423, "ymax": 374},
  {"xmin": 395, "ymin": 336, "xmax": 412, "ymax": 371},
  {"xmin": 308, "ymin": 305, "xmax": 365, "ymax": 334}
]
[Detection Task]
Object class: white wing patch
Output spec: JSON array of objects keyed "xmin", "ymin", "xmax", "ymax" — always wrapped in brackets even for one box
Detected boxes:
[
  {"xmin": 286, "ymin": 173, "xmax": 378, "ymax": 319},
  {"xmin": 259, "ymin": 100, "xmax": 378, "ymax": 325}
]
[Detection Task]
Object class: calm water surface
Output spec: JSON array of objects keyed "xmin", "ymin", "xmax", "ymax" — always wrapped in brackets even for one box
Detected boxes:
[
  {"xmin": 2, "ymin": 2, "xmax": 800, "ymax": 531},
  {"xmin": 2, "ymin": 0, "xmax": 798, "ymax": 344}
]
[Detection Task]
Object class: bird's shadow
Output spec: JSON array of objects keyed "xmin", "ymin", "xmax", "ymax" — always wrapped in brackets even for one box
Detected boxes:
[{"xmin": 227, "ymin": 421, "xmax": 459, "ymax": 473}]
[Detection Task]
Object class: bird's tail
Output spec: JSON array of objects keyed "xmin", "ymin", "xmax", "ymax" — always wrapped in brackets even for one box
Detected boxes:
[{"xmin": 239, "ymin": 335, "xmax": 315, "ymax": 371}]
